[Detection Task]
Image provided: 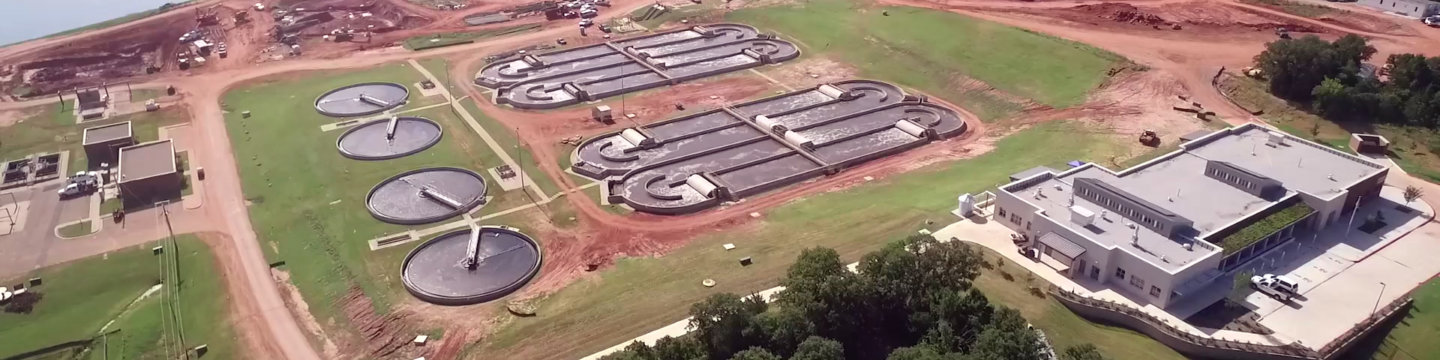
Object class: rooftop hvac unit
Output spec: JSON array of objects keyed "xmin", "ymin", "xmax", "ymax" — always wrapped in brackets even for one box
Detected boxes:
[
  {"xmin": 686, "ymin": 174, "xmax": 719, "ymax": 197},
  {"xmin": 1267, "ymin": 131, "xmax": 1286, "ymax": 146},
  {"xmin": 816, "ymin": 84, "xmax": 847, "ymax": 99},
  {"xmin": 782, "ymin": 130, "xmax": 814, "ymax": 149},
  {"xmin": 1069, "ymin": 205, "xmax": 1095, "ymax": 227}
]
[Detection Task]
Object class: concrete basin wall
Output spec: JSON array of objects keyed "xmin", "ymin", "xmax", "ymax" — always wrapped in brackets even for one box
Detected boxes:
[
  {"xmin": 475, "ymin": 23, "xmax": 800, "ymax": 109},
  {"xmin": 572, "ymin": 80, "xmax": 968, "ymax": 215}
]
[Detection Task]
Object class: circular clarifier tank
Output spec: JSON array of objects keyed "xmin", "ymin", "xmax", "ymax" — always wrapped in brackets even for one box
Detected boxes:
[
  {"xmin": 314, "ymin": 82, "xmax": 410, "ymax": 117},
  {"xmin": 402, "ymin": 226, "xmax": 542, "ymax": 305},
  {"xmin": 366, "ymin": 167, "xmax": 487, "ymax": 225},
  {"xmin": 336, "ymin": 117, "xmax": 443, "ymax": 160}
]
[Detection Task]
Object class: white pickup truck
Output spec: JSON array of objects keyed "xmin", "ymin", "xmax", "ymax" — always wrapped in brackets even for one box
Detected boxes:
[{"xmin": 1251, "ymin": 274, "xmax": 1300, "ymax": 301}]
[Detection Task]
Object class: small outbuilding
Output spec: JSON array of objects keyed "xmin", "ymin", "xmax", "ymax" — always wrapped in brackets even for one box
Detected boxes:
[
  {"xmin": 1349, "ymin": 133, "xmax": 1390, "ymax": 155},
  {"xmin": 118, "ymin": 139, "xmax": 182, "ymax": 204},
  {"xmin": 81, "ymin": 121, "xmax": 134, "ymax": 168}
]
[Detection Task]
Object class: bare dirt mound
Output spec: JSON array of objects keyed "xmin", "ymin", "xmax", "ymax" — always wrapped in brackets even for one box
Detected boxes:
[
  {"xmin": 339, "ymin": 287, "xmax": 418, "ymax": 359},
  {"xmin": 1074, "ymin": 3, "xmax": 1172, "ymax": 27},
  {"xmin": 1052, "ymin": 1, "xmax": 1327, "ymax": 35}
]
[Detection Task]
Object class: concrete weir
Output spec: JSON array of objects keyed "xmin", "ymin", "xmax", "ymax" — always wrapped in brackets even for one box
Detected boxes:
[
  {"xmin": 475, "ymin": 23, "xmax": 800, "ymax": 109},
  {"xmin": 571, "ymin": 80, "xmax": 969, "ymax": 214},
  {"xmin": 366, "ymin": 167, "xmax": 488, "ymax": 224},
  {"xmin": 401, "ymin": 225, "xmax": 542, "ymax": 305},
  {"xmin": 336, "ymin": 116, "xmax": 443, "ymax": 160},
  {"xmin": 314, "ymin": 82, "xmax": 410, "ymax": 117}
]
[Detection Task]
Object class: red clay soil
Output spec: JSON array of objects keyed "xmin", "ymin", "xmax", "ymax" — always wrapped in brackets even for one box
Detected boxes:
[{"xmin": 451, "ymin": 50, "xmax": 990, "ymax": 290}]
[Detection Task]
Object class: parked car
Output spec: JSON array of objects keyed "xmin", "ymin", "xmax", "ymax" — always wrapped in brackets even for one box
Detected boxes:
[
  {"xmin": 1251, "ymin": 274, "xmax": 1296, "ymax": 301},
  {"xmin": 1254, "ymin": 274, "xmax": 1300, "ymax": 294}
]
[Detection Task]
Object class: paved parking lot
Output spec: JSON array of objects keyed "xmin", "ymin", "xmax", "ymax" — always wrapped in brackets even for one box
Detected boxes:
[{"xmin": 1242, "ymin": 186, "xmax": 1439, "ymax": 348}]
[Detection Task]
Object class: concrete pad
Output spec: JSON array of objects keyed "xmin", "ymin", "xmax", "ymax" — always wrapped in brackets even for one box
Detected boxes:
[
  {"xmin": 487, "ymin": 167, "xmax": 527, "ymax": 192},
  {"xmin": 0, "ymin": 200, "xmax": 32, "ymax": 235},
  {"xmin": 415, "ymin": 82, "xmax": 445, "ymax": 97}
]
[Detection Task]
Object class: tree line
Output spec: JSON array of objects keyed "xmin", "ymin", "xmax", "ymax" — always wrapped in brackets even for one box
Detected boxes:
[
  {"xmin": 1255, "ymin": 34, "xmax": 1440, "ymax": 127},
  {"xmin": 601, "ymin": 235, "xmax": 1107, "ymax": 360}
]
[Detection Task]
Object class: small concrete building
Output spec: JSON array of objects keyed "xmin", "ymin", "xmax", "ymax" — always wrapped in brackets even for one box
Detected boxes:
[
  {"xmin": 1359, "ymin": 0, "xmax": 1440, "ymax": 18},
  {"xmin": 993, "ymin": 123, "xmax": 1388, "ymax": 310},
  {"xmin": 118, "ymin": 139, "xmax": 182, "ymax": 204},
  {"xmin": 1349, "ymin": 133, "xmax": 1390, "ymax": 155},
  {"xmin": 81, "ymin": 121, "xmax": 134, "ymax": 168}
]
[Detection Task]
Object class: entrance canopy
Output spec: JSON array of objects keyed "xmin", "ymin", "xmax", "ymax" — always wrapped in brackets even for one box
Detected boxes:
[{"xmin": 1039, "ymin": 232, "xmax": 1086, "ymax": 259}]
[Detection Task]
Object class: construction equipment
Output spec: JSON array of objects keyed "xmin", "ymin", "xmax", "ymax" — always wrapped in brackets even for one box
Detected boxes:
[
  {"xmin": 1240, "ymin": 66, "xmax": 1263, "ymax": 78},
  {"xmin": 1275, "ymin": 27, "xmax": 1291, "ymax": 39},
  {"xmin": 1139, "ymin": 130, "xmax": 1160, "ymax": 147}
]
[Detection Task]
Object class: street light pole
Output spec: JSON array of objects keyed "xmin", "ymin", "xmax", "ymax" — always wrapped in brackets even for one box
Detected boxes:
[{"xmin": 1372, "ymin": 281, "xmax": 1387, "ymax": 316}]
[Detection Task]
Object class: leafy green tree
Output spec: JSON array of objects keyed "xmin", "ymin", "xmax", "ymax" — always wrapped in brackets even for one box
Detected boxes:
[
  {"xmin": 691, "ymin": 293, "xmax": 769, "ymax": 359},
  {"xmin": 1332, "ymin": 34, "xmax": 1377, "ymax": 66},
  {"xmin": 1059, "ymin": 344, "xmax": 1107, "ymax": 360},
  {"xmin": 790, "ymin": 337, "xmax": 845, "ymax": 360},
  {"xmin": 1311, "ymin": 77, "xmax": 1353, "ymax": 119},
  {"xmin": 743, "ymin": 308, "xmax": 815, "ymax": 357},
  {"xmin": 600, "ymin": 341, "xmax": 657, "ymax": 360},
  {"xmin": 653, "ymin": 335, "xmax": 707, "ymax": 360},
  {"xmin": 884, "ymin": 345, "xmax": 953, "ymax": 360},
  {"xmin": 968, "ymin": 309, "xmax": 1044, "ymax": 360},
  {"xmin": 777, "ymin": 247, "xmax": 871, "ymax": 344},
  {"xmin": 1256, "ymin": 36, "xmax": 1343, "ymax": 100},
  {"xmin": 730, "ymin": 347, "xmax": 782, "ymax": 360}
]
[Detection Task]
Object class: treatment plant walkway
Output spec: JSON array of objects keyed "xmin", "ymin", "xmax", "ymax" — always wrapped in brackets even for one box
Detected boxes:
[{"xmin": 406, "ymin": 58, "xmax": 549, "ymax": 200}]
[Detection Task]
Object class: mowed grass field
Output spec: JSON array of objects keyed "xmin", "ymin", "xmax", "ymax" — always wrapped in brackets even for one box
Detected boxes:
[
  {"xmin": 728, "ymin": 0, "xmax": 1124, "ymax": 120},
  {"xmin": 0, "ymin": 235, "xmax": 236, "ymax": 360},
  {"xmin": 1, "ymin": 103, "xmax": 188, "ymax": 174},
  {"xmin": 221, "ymin": 62, "xmax": 559, "ymax": 340},
  {"xmin": 474, "ymin": 120, "xmax": 1175, "ymax": 360}
]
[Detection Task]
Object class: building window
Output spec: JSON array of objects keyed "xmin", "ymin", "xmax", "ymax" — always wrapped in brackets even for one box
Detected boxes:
[
  {"xmin": 1026, "ymin": 221, "xmax": 1032, "ymax": 230},
  {"xmin": 1114, "ymin": 267, "xmax": 1126, "ymax": 279},
  {"xmin": 1010, "ymin": 213, "xmax": 1021, "ymax": 224},
  {"xmin": 1130, "ymin": 276, "xmax": 1145, "ymax": 289},
  {"xmin": 998, "ymin": 207, "xmax": 1007, "ymax": 218},
  {"xmin": 1150, "ymin": 286, "xmax": 1162, "ymax": 297}
]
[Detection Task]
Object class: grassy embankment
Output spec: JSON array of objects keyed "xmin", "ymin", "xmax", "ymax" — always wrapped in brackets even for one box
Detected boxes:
[
  {"xmin": 1222, "ymin": 76, "xmax": 1440, "ymax": 183},
  {"xmin": 1, "ymin": 103, "xmax": 188, "ymax": 174},
  {"xmin": 729, "ymin": 0, "xmax": 1125, "ymax": 121},
  {"xmin": 1345, "ymin": 278, "xmax": 1440, "ymax": 360},
  {"xmin": 221, "ymin": 61, "xmax": 564, "ymax": 342},
  {"xmin": 403, "ymin": 24, "xmax": 542, "ymax": 51},
  {"xmin": 0, "ymin": 235, "xmax": 236, "ymax": 360}
]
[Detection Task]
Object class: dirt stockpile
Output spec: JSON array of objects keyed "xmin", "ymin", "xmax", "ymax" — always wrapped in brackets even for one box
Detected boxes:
[{"xmin": 1061, "ymin": 1, "xmax": 1327, "ymax": 34}]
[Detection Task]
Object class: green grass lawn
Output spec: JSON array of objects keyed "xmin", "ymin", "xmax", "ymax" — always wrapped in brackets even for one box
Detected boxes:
[
  {"xmin": 1345, "ymin": 278, "xmax": 1440, "ymax": 360},
  {"xmin": 403, "ymin": 24, "xmax": 542, "ymax": 51},
  {"xmin": 459, "ymin": 100, "xmax": 562, "ymax": 196},
  {"xmin": 474, "ymin": 120, "xmax": 1164, "ymax": 359},
  {"xmin": 0, "ymin": 103, "xmax": 188, "ymax": 174},
  {"xmin": 222, "ymin": 62, "xmax": 554, "ymax": 340},
  {"xmin": 0, "ymin": 235, "xmax": 236, "ymax": 360},
  {"xmin": 56, "ymin": 221, "xmax": 92, "ymax": 238},
  {"xmin": 727, "ymin": 0, "xmax": 1123, "ymax": 120}
]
